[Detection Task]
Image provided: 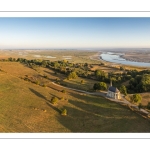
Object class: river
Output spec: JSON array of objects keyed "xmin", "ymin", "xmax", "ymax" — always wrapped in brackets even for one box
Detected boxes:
[{"xmin": 100, "ymin": 52, "xmax": 150, "ymax": 67}]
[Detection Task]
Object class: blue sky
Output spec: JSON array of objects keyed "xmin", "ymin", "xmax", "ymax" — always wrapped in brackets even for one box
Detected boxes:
[{"xmin": 0, "ymin": 18, "xmax": 150, "ymax": 49}]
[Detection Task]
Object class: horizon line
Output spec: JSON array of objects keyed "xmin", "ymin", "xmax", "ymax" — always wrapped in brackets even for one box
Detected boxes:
[{"xmin": 1, "ymin": 48, "xmax": 150, "ymax": 50}]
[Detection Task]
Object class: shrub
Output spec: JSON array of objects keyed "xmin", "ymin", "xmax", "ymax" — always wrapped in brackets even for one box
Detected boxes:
[
  {"xmin": 44, "ymin": 75, "xmax": 48, "ymax": 79},
  {"xmin": 43, "ymin": 84, "xmax": 46, "ymax": 87},
  {"xmin": 93, "ymin": 82, "xmax": 107, "ymax": 91},
  {"xmin": 51, "ymin": 97, "xmax": 58, "ymax": 104},
  {"xmin": 81, "ymin": 80, "xmax": 84, "ymax": 84},
  {"xmin": 67, "ymin": 71, "xmax": 78, "ymax": 80},
  {"xmin": 60, "ymin": 97, "xmax": 64, "ymax": 100},
  {"xmin": 35, "ymin": 81, "xmax": 40, "ymax": 85},
  {"xmin": 61, "ymin": 109, "xmax": 67, "ymax": 115},
  {"xmin": 130, "ymin": 94, "xmax": 142, "ymax": 103},
  {"xmin": 61, "ymin": 89, "xmax": 66, "ymax": 93}
]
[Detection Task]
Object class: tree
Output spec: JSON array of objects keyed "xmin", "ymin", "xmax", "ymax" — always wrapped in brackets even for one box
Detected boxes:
[
  {"xmin": 140, "ymin": 74, "xmax": 150, "ymax": 92},
  {"xmin": 95, "ymin": 70, "xmax": 107, "ymax": 81},
  {"xmin": 120, "ymin": 66, "xmax": 125, "ymax": 70},
  {"xmin": 67, "ymin": 71, "xmax": 78, "ymax": 80},
  {"xmin": 93, "ymin": 82, "xmax": 107, "ymax": 91},
  {"xmin": 130, "ymin": 94, "xmax": 142, "ymax": 103},
  {"xmin": 119, "ymin": 85, "xmax": 127, "ymax": 96},
  {"xmin": 8, "ymin": 57, "xmax": 13, "ymax": 61},
  {"xmin": 41, "ymin": 60, "xmax": 47, "ymax": 67}
]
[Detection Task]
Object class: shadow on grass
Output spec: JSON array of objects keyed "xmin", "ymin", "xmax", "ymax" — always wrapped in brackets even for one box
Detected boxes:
[
  {"xmin": 44, "ymin": 70, "xmax": 66, "ymax": 80},
  {"xmin": 44, "ymin": 70, "xmax": 54, "ymax": 75},
  {"xmin": 67, "ymin": 90, "xmax": 110, "ymax": 105},
  {"xmin": 29, "ymin": 88, "xmax": 47, "ymax": 101},
  {"xmin": 50, "ymin": 91, "xmax": 150, "ymax": 132},
  {"xmin": 48, "ymin": 85, "xmax": 61, "ymax": 92},
  {"xmin": 46, "ymin": 102, "xmax": 61, "ymax": 114},
  {"xmin": 49, "ymin": 93, "xmax": 60, "ymax": 99}
]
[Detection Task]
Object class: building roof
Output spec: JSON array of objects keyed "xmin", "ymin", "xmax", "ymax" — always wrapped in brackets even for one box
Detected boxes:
[{"xmin": 108, "ymin": 86, "xmax": 120, "ymax": 93}]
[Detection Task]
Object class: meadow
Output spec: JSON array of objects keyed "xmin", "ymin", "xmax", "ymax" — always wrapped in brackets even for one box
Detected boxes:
[{"xmin": 0, "ymin": 61, "xmax": 149, "ymax": 132}]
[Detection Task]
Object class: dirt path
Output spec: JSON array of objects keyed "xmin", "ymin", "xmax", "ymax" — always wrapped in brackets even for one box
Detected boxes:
[{"xmin": 51, "ymin": 82, "xmax": 150, "ymax": 116}]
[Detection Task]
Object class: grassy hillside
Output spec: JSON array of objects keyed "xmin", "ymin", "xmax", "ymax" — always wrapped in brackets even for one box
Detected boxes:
[{"xmin": 0, "ymin": 62, "xmax": 149, "ymax": 132}]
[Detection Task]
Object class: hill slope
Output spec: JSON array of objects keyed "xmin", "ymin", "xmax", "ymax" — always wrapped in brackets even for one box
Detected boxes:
[{"xmin": 0, "ymin": 62, "xmax": 149, "ymax": 132}]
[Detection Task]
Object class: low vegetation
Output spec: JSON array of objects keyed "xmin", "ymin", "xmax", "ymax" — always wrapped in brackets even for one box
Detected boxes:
[
  {"xmin": 61, "ymin": 89, "xmax": 66, "ymax": 93},
  {"xmin": 67, "ymin": 71, "xmax": 78, "ymax": 80},
  {"xmin": 61, "ymin": 108, "xmax": 67, "ymax": 116},
  {"xmin": 51, "ymin": 97, "xmax": 58, "ymax": 104},
  {"xmin": 120, "ymin": 85, "xmax": 127, "ymax": 96},
  {"xmin": 130, "ymin": 94, "xmax": 142, "ymax": 103},
  {"xmin": 93, "ymin": 82, "xmax": 107, "ymax": 91}
]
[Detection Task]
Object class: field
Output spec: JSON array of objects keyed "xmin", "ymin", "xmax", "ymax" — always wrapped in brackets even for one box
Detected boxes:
[
  {"xmin": 0, "ymin": 61, "xmax": 150, "ymax": 132},
  {"xmin": 0, "ymin": 49, "xmax": 101, "ymax": 64},
  {"xmin": 90, "ymin": 64, "xmax": 123, "ymax": 73}
]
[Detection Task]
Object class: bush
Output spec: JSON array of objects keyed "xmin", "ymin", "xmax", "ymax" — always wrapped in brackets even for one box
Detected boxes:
[
  {"xmin": 44, "ymin": 75, "xmax": 48, "ymax": 79},
  {"xmin": 61, "ymin": 89, "xmax": 66, "ymax": 93},
  {"xmin": 43, "ymin": 84, "xmax": 46, "ymax": 87},
  {"xmin": 130, "ymin": 94, "xmax": 142, "ymax": 103},
  {"xmin": 81, "ymin": 80, "xmax": 84, "ymax": 84},
  {"xmin": 51, "ymin": 97, "xmax": 58, "ymax": 104},
  {"xmin": 35, "ymin": 81, "xmax": 40, "ymax": 85},
  {"xmin": 67, "ymin": 71, "xmax": 78, "ymax": 80},
  {"xmin": 93, "ymin": 82, "xmax": 107, "ymax": 91},
  {"xmin": 61, "ymin": 109, "xmax": 67, "ymax": 115},
  {"xmin": 60, "ymin": 97, "xmax": 64, "ymax": 100}
]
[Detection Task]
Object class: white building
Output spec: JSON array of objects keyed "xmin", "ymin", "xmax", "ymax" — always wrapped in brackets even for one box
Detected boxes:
[{"xmin": 106, "ymin": 81, "xmax": 121, "ymax": 99}]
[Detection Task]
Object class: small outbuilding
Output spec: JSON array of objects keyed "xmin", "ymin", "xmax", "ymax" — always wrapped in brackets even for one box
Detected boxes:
[{"xmin": 106, "ymin": 81, "xmax": 121, "ymax": 99}]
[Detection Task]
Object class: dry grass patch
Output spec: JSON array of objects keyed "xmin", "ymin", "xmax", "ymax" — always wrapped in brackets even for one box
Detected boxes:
[
  {"xmin": 0, "ymin": 61, "xmax": 149, "ymax": 132},
  {"xmin": 140, "ymin": 93, "xmax": 150, "ymax": 106},
  {"xmin": 91, "ymin": 65, "xmax": 121, "ymax": 73}
]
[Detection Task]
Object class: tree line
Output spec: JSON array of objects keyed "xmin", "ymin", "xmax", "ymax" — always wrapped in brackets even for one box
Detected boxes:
[{"xmin": 2, "ymin": 57, "xmax": 150, "ymax": 94}]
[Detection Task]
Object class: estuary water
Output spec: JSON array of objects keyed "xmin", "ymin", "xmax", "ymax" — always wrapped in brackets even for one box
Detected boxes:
[{"xmin": 100, "ymin": 52, "xmax": 150, "ymax": 67}]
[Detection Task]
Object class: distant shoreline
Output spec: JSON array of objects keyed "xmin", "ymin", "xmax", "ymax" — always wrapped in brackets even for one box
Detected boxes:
[
  {"xmin": 90, "ymin": 51, "xmax": 150, "ymax": 68},
  {"xmin": 98, "ymin": 51, "xmax": 150, "ymax": 64},
  {"xmin": 120, "ymin": 54, "xmax": 150, "ymax": 63}
]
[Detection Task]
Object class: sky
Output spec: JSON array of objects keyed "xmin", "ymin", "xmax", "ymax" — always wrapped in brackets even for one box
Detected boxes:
[{"xmin": 0, "ymin": 17, "xmax": 150, "ymax": 49}]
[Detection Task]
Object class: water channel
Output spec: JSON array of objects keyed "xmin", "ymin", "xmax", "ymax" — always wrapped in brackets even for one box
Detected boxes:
[{"xmin": 100, "ymin": 52, "xmax": 150, "ymax": 67}]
